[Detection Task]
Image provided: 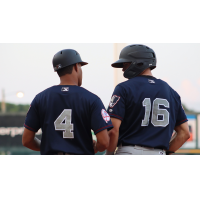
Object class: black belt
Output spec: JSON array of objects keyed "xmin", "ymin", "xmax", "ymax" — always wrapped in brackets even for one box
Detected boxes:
[{"xmin": 54, "ymin": 152, "xmax": 74, "ymax": 155}]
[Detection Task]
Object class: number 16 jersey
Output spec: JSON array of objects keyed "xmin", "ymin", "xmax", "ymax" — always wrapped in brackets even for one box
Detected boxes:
[
  {"xmin": 107, "ymin": 75, "xmax": 188, "ymax": 150},
  {"xmin": 24, "ymin": 85, "xmax": 113, "ymax": 155}
]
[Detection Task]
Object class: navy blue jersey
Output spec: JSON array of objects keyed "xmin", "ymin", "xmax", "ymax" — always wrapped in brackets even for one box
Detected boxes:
[
  {"xmin": 24, "ymin": 85, "xmax": 113, "ymax": 155},
  {"xmin": 107, "ymin": 75, "xmax": 188, "ymax": 150}
]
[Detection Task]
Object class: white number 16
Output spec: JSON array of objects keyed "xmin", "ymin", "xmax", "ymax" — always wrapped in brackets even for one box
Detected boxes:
[{"xmin": 141, "ymin": 98, "xmax": 169, "ymax": 127}]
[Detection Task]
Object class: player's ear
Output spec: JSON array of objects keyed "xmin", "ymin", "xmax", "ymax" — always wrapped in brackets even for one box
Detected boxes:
[{"xmin": 74, "ymin": 63, "xmax": 78, "ymax": 72}]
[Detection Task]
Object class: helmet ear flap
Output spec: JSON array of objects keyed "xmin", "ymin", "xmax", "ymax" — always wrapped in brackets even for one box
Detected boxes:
[
  {"xmin": 123, "ymin": 62, "xmax": 138, "ymax": 79},
  {"xmin": 123, "ymin": 61, "xmax": 151, "ymax": 79}
]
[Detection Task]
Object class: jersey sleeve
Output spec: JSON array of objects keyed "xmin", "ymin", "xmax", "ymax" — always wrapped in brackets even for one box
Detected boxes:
[
  {"xmin": 175, "ymin": 98, "xmax": 188, "ymax": 126},
  {"xmin": 107, "ymin": 85, "xmax": 126, "ymax": 121},
  {"xmin": 24, "ymin": 95, "xmax": 41, "ymax": 132},
  {"xmin": 91, "ymin": 98, "xmax": 113, "ymax": 135}
]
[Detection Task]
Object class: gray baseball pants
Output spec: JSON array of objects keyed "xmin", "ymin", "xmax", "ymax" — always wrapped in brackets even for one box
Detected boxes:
[{"xmin": 115, "ymin": 144, "xmax": 166, "ymax": 155}]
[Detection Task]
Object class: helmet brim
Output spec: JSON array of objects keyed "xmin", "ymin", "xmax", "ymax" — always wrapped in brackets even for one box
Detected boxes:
[
  {"xmin": 111, "ymin": 58, "xmax": 132, "ymax": 68},
  {"xmin": 80, "ymin": 62, "xmax": 88, "ymax": 66}
]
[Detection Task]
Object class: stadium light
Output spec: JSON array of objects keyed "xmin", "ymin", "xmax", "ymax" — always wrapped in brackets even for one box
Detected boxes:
[{"xmin": 16, "ymin": 92, "xmax": 24, "ymax": 98}]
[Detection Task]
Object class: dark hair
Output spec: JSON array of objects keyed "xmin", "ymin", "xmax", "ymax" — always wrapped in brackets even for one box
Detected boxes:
[{"xmin": 57, "ymin": 64, "xmax": 75, "ymax": 77}]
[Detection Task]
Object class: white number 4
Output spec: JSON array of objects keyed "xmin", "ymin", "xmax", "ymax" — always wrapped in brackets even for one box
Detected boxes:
[{"xmin": 54, "ymin": 109, "xmax": 74, "ymax": 138}]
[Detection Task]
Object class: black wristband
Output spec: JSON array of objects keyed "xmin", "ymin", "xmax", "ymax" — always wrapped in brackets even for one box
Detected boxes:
[{"xmin": 166, "ymin": 151, "xmax": 175, "ymax": 155}]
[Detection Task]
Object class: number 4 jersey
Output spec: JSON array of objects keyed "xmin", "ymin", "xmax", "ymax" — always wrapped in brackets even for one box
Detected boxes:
[
  {"xmin": 24, "ymin": 85, "xmax": 113, "ymax": 155},
  {"xmin": 107, "ymin": 75, "xmax": 188, "ymax": 150}
]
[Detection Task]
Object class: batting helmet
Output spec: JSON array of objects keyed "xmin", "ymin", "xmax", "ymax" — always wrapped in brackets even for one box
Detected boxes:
[
  {"xmin": 112, "ymin": 44, "xmax": 157, "ymax": 79},
  {"xmin": 52, "ymin": 49, "xmax": 88, "ymax": 71}
]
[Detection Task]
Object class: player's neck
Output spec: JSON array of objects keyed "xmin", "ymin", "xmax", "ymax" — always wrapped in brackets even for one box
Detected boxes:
[
  {"xmin": 139, "ymin": 68, "xmax": 153, "ymax": 76},
  {"xmin": 59, "ymin": 74, "xmax": 78, "ymax": 86}
]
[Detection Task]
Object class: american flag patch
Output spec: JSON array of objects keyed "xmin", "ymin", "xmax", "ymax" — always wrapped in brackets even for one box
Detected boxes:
[{"xmin": 109, "ymin": 95, "xmax": 120, "ymax": 108}]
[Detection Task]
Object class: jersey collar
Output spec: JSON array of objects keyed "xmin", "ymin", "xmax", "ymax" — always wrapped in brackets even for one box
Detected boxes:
[{"xmin": 138, "ymin": 75, "xmax": 157, "ymax": 79}]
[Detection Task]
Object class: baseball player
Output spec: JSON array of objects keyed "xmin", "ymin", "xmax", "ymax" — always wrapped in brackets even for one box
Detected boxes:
[
  {"xmin": 22, "ymin": 49, "xmax": 112, "ymax": 155},
  {"xmin": 106, "ymin": 44, "xmax": 190, "ymax": 155}
]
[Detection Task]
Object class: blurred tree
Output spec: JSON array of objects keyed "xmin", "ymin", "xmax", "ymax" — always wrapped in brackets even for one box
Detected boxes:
[{"xmin": 0, "ymin": 102, "xmax": 30, "ymax": 113}]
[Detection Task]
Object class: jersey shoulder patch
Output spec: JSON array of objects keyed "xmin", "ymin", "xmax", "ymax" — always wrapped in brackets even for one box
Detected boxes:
[
  {"xmin": 109, "ymin": 95, "xmax": 120, "ymax": 108},
  {"xmin": 101, "ymin": 109, "xmax": 110, "ymax": 123}
]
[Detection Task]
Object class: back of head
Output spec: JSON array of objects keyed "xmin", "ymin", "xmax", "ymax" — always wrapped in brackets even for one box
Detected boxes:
[
  {"xmin": 56, "ymin": 64, "xmax": 75, "ymax": 77},
  {"xmin": 52, "ymin": 49, "xmax": 88, "ymax": 77},
  {"xmin": 112, "ymin": 44, "xmax": 157, "ymax": 79}
]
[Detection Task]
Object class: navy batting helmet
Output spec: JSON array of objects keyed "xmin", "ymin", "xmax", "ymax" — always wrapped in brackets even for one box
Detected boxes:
[
  {"xmin": 52, "ymin": 49, "xmax": 88, "ymax": 71},
  {"xmin": 112, "ymin": 44, "xmax": 157, "ymax": 79}
]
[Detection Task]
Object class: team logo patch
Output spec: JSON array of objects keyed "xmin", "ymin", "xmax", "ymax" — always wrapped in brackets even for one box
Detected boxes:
[
  {"xmin": 148, "ymin": 79, "xmax": 155, "ymax": 84},
  {"xmin": 61, "ymin": 87, "xmax": 69, "ymax": 92},
  {"xmin": 109, "ymin": 95, "xmax": 120, "ymax": 108},
  {"xmin": 101, "ymin": 109, "xmax": 110, "ymax": 123}
]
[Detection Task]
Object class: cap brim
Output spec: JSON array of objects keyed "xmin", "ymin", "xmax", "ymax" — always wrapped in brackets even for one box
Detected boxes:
[
  {"xmin": 111, "ymin": 58, "xmax": 132, "ymax": 68},
  {"xmin": 80, "ymin": 62, "xmax": 88, "ymax": 66}
]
